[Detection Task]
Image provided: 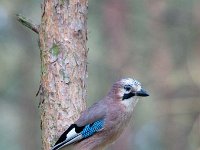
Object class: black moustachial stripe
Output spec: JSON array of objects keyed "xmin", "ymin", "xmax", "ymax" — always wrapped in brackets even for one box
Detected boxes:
[{"xmin": 122, "ymin": 92, "xmax": 135, "ymax": 100}]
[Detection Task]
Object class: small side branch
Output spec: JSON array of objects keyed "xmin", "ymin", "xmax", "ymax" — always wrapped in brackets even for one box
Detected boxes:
[{"xmin": 16, "ymin": 14, "xmax": 39, "ymax": 34}]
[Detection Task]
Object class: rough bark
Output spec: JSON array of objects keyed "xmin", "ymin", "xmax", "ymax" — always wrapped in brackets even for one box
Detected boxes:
[{"xmin": 38, "ymin": 0, "xmax": 88, "ymax": 149}]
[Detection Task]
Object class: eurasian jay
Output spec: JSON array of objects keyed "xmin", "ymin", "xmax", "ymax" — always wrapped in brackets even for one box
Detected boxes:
[{"xmin": 52, "ymin": 78, "xmax": 149, "ymax": 150}]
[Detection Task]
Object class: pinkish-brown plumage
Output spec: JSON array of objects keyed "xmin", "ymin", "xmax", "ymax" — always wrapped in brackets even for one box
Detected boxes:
[{"xmin": 52, "ymin": 78, "xmax": 149, "ymax": 150}]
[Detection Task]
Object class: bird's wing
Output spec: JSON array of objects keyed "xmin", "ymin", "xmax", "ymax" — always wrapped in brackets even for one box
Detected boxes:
[
  {"xmin": 75, "ymin": 100, "xmax": 107, "ymax": 126},
  {"xmin": 52, "ymin": 100, "xmax": 107, "ymax": 150}
]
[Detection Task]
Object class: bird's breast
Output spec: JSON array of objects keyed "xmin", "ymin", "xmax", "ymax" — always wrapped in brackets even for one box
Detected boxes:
[{"xmin": 101, "ymin": 104, "xmax": 133, "ymax": 141}]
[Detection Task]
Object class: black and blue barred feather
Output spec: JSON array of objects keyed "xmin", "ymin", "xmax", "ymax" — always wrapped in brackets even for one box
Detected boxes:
[
  {"xmin": 52, "ymin": 119, "xmax": 104, "ymax": 150},
  {"xmin": 81, "ymin": 119, "xmax": 104, "ymax": 138}
]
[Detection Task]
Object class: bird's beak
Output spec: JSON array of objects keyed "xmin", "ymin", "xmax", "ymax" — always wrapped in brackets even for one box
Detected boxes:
[{"xmin": 135, "ymin": 88, "xmax": 149, "ymax": 97}]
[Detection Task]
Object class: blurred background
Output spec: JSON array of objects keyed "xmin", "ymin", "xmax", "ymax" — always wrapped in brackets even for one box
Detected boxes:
[{"xmin": 0, "ymin": 0, "xmax": 200, "ymax": 150}]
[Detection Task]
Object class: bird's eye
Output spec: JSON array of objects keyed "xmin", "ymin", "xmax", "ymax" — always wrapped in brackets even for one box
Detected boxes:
[{"xmin": 124, "ymin": 85, "xmax": 131, "ymax": 91}]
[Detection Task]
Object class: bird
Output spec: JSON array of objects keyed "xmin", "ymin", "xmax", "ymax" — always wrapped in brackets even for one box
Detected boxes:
[{"xmin": 52, "ymin": 78, "xmax": 149, "ymax": 150}]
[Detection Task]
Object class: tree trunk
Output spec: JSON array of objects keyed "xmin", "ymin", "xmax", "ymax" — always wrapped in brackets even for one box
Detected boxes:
[{"xmin": 38, "ymin": 0, "xmax": 88, "ymax": 149}]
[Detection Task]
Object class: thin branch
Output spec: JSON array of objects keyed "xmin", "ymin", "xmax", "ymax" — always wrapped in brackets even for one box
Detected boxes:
[{"xmin": 16, "ymin": 14, "xmax": 39, "ymax": 34}]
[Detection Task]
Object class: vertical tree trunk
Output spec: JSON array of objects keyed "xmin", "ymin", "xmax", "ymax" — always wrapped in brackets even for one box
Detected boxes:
[{"xmin": 39, "ymin": 0, "xmax": 88, "ymax": 149}]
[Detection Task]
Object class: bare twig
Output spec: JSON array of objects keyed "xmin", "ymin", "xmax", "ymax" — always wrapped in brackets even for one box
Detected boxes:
[
  {"xmin": 36, "ymin": 83, "xmax": 42, "ymax": 97},
  {"xmin": 16, "ymin": 14, "xmax": 39, "ymax": 34}
]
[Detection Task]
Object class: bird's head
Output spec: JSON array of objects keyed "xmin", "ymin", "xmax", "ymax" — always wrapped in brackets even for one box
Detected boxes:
[{"xmin": 109, "ymin": 78, "xmax": 149, "ymax": 109}]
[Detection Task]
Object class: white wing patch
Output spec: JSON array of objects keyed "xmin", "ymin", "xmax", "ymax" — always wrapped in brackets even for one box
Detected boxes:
[
  {"xmin": 52, "ymin": 127, "xmax": 83, "ymax": 150},
  {"xmin": 67, "ymin": 128, "xmax": 78, "ymax": 140}
]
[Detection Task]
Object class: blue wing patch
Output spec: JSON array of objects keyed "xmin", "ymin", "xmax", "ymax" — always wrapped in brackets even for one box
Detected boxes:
[
  {"xmin": 81, "ymin": 119, "xmax": 104, "ymax": 138},
  {"xmin": 52, "ymin": 119, "xmax": 104, "ymax": 150}
]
